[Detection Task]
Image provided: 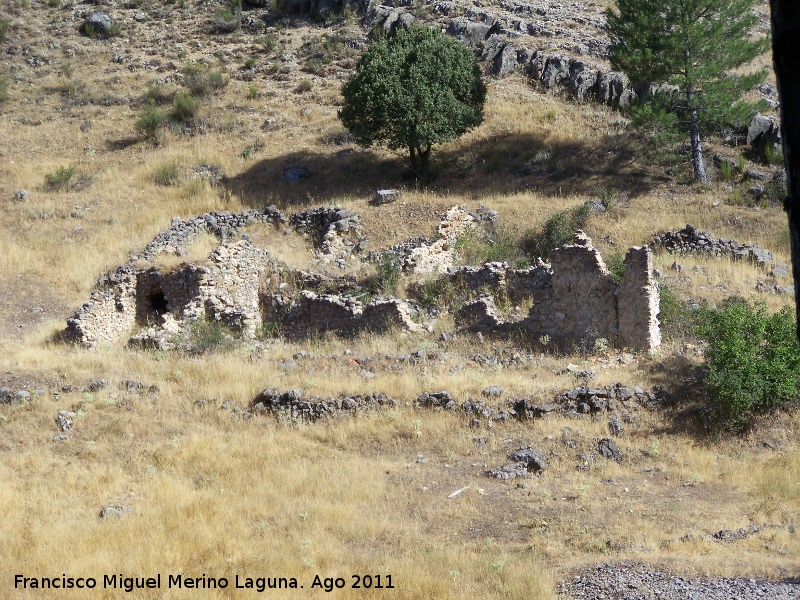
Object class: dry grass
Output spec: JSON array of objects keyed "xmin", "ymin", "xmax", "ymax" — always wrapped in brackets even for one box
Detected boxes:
[{"xmin": 0, "ymin": 1, "xmax": 796, "ymax": 597}]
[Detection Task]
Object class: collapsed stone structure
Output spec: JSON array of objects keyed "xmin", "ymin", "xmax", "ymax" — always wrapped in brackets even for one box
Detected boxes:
[
  {"xmin": 452, "ymin": 232, "xmax": 661, "ymax": 351},
  {"xmin": 65, "ymin": 206, "xmax": 660, "ymax": 352},
  {"xmin": 64, "ymin": 206, "xmax": 419, "ymax": 349}
]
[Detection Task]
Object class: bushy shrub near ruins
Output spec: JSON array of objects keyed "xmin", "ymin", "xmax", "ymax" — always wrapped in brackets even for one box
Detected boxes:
[
  {"xmin": 696, "ymin": 299, "xmax": 800, "ymax": 431},
  {"xmin": 519, "ymin": 204, "xmax": 592, "ymax": 260}
]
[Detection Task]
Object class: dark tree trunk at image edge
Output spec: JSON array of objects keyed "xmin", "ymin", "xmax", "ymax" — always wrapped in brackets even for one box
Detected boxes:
[{"xmin": 769, "ymin": 1, "xmax": 800, "ymax": 339}]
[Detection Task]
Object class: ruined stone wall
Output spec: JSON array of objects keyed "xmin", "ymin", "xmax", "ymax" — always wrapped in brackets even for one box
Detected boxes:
[
  {"xmin": 64, "ymin": 268, "xmax": 137, "ymax": 348},
  {"xmin": 454, "ymin": 232, "xmax": 660, "ymax": 350},
  {"xmin": 402, "ymin": 205, "xmax": 477, "ymax": 273},
  {"xmin": 618, "ymin": 247, "xmax": 661, "ymax": 351},
  {"xmin": 280, "ymin": 291, "xmax": 423, "ymax": 338},
  {"xmin": 547, "ymin": 232, "xmax": 619, "ymax": 341},
  {"xmin": 201, "ymin": 241, "xmax": 272, "ymax": 336}
]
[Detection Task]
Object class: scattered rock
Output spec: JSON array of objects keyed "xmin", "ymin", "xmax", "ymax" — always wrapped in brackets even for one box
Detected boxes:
[
  {"xmin": 81, "ymin": 13, "xmax": 114, "ymax": 37},
  {"xmin": 14, "ymin": 189, "xmax": 29, "ymax": 201},
  {"xmin": 371, "ymin": 189, "xmax": 402, "ymax": 205},
  {"xmin": 99, "ymin": 505, "xmax": 126, "ymax": 519},
  {"xmin": 283, "ymin": 166, "xmax": 310, "ymax": 183},
  {"xmin": 508, "ymin": 447, "xmax": 548, "ymax": 473},
  {"xmin": 482, "ymin": 385, "xmax": 503, "ymax": 398},
  {"xmin": 598, "ymin": 438, "xmax": 622, "ymax": 462},
  {"xmin": 55, "ymin": 410, "xmax": 76, "ymax": 432}
]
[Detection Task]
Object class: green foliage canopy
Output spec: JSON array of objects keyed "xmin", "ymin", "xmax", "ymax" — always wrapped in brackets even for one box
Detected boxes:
[
  {"xmin": 338, "ymin": 25, "xmax": 486, "ymax": 180},
  {"xmin": 605, "ymin": 0, "xmax": 769, "ymax": 181},
  {"xmin": 695, "ymin": 300, "xmax": 800, "ymax": 431}
]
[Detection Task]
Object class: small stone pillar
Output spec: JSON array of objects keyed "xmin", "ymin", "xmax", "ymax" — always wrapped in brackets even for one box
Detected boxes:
[{"xmin": 618, "ymin": 246, "xmax": 661, "ymax": 351}]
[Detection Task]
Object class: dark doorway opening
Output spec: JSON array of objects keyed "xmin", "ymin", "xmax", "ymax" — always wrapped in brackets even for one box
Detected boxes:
[{"xmin": 149, "ymin": 290, "xmax": 168, "ymax": 316}]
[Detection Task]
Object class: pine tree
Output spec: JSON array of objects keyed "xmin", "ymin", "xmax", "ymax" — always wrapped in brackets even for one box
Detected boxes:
[{"xmin": 605, "ymin": 0, "xmax": 769, "ymax": 183}]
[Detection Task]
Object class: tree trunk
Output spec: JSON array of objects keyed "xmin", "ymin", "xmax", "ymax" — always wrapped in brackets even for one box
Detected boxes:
[
  {"xmin": 686, "ymin": 85, "xmax": 708, "ymax": 183},
  {"xmin": 689, "ymin": 106, "xmax": 708, "ymax": 184},
  {"xmin": 769, "ymin": 1, "xmax": 800, "ymax": 339},
  {"xmin": 408, "ymin": 145, "xmax": 431, "ymax": 182},
  {"xmin": 419, "ymin": 146, "xmax": 431, "ymax": 182}
]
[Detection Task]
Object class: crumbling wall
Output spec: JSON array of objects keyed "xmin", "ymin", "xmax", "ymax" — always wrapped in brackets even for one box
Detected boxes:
[
  {"xmin": 64, "ymin": 268, "xmax": 138, "ymax": 348},
  {"xmin": 454, "ymin": 232, "xmax": 660, "ymax": 350},
  {"xmin": 618, "ymin": 246, "xmax": 661, "ymax": 351},
  {"xmin": 202, "ymin": 241, "xmax": 272, "ymax": 336},
  {"xmin": 280, "ymin": 291, "xmax": 423, "ymax": 338},
  {"xmin": 402, "ymin": 205, "xmax": 477, "ymax": 273},
  {"xmin": 547, "ymin": 232, "xmax": 619, "ymax": 341}
]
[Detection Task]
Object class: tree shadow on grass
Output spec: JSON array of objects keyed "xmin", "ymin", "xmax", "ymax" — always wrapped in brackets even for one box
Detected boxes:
[{"xmin": 225, "ymin": 131, "xmax": 664, "ymax": 210}]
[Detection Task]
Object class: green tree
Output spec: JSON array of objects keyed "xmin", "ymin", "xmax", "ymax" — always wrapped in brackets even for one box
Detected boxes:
[
  {"xmin": 338, "ymin": 25, "xmax": 486, "ymax": 181},
  {"xmin": 605, "ymin": 0, "xmax": 769, "ymax": 183}
]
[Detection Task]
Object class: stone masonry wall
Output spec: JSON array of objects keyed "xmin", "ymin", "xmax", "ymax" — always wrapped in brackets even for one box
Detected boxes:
[
  {"xmin": 455, "ymin": 232, "xmax": 660, "ymax": 351},
  {"xmin": 618, "ymin": 246, "xmax": 661, "ymax": 351}
]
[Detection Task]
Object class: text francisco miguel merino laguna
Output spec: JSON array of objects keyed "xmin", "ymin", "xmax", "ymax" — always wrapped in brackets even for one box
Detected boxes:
[{"xmin": 15, "ymin": 573, "xmax": 396, "ymax": 593}]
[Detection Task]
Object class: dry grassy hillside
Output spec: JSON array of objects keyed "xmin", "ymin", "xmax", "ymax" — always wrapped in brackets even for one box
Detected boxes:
[{"xmin": 0, "ymin": 1, "xmax": 797, "ymax": 598}]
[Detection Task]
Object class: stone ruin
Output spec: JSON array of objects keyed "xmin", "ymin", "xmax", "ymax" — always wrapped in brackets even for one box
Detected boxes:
[
  {"xmin": 65, "ymin": 206, "xmax": 660, "ymax": 352},
  {"xmin": 451, "ymin": 232, "xmax": 661, "ymax": 351},
  {"xmin": 64, "ymin": 205, "xmax": 422, "ymax": 349}
]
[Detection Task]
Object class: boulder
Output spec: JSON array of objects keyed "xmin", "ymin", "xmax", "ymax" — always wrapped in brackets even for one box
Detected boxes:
[
  {"xmin": 597, "ymin": 71, "xmax": 634, "ymax": 108},
  {"xmin": 372, "ymin": 189, "xmax": 402, "ymax": 205},
  {"xmin": 566, "ymin": 61, "xmax": 598, "ymax": 100},
  {"xmin": 493, "ymin": 43, "xmax": 517, "ymax": 78},
  {"xmin": 747, "ymin": 113, "xmax": 781, "ymax": 151},
  {"xmin": 508, "ymin": 447, "xmax": 548, "ymax": 473},
  {"xmin": 447, "ymin": 18, "xmax": 492, "ymax": 47},
  {"xmin": 81, "ymin": 12, "xmax": 114, "ymax": 37},
  {"xmin": 541, "ymin": 55, "xmax": 571, "ymax": 89},
  {"xmin": 598, "ymin": 438, "xmax": 622, "ymax": 462}
]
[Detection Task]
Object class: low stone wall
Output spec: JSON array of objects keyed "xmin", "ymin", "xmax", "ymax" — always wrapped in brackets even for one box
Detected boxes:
[
  {"xmin": 650, "ymin": 224, "xmax": 774, "ymax": 267},
  {"xmin": 280, "ymin": 291, "xmax": 423, "ymax": 338}
]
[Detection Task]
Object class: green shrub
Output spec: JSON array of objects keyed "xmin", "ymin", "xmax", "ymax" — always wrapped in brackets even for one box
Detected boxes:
[
  {"xmin": 764, "ymin": 142, "xmax": 783, "ymax": 166},
  {"xmin": 455, "ymin": 226, "xmax": 519, "ymax": 266},
  {"xmin": 374, "ymin": 252, "xmax": 401, "ymax": 294},
  {"xmin": 0, "ymin": 74, "xmax": 9, "ymax": 102},
  {"xmin": 260, "ymin": 34, "xmax": 278, "ymax": 53},
  {"xmin": 658, "ymin": 284, "xmax": 698, "ymax": 342},
  {"xmin": 154, "ymin": 161, "xmax": 183, "ymax": 186},
  {"xmin": 188, "ymin": 318, "xmax": 237, "ymax": 354},
  {"xmin": 414, "ymin": 276, "xmax": 460, "ymax": 312},
  {"xmin": 180, "ymin": 62, "xmax": 227, "ymax": 96},
  {"xmin": 171, "ymin": 92, "xmax": 200, "ymax": 122},
  {"xmin": 48, "ymin": 0, "xmax": 61, "ymax": 7},
  {"xmin": 44, "ymin": 165, "xmax": 76, "ymax": 190},
  {"xmin": 142, "ymin": 84, "xmax": 173, "ymax": 105},
  {"xmin": 519, "ymin": 203, "xmax": 592, "ymax": 260},
  {"xmin": 605, "ymin": 251, "xmax": 626, "ymax": 284},
  {"xmin": 0, "ymin": 19, "xmax": 10, "ymax": 44},
  {"xmin": 214, "ymin": 4, "xmax": 241, "ymax": 32},
  {"xmin": 695, "ymin": 299, "xmax": 800, "ymax": 431},
  {"xmin": 136, "ymin": 105, "xmax": 164, "ymax": 141},
  {"xmin": 295, "ymin": 79, "xmax": 313, "ymax": 93}
]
